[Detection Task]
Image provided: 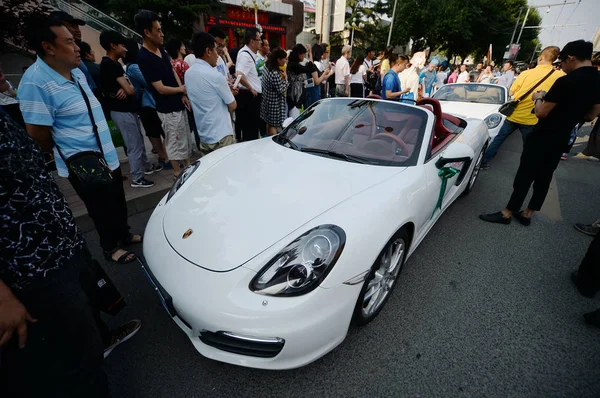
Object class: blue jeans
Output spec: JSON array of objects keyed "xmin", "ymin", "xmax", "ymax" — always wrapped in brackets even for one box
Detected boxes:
[
  {"xmin": 483, "ymin": 119, "xmax": 536, "ymax": 165},
  {"xmin": 305, "ymin": 86, "xmax": 321, "ymax": 109}
]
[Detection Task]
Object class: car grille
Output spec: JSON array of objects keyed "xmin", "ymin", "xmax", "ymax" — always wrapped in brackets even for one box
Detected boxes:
[{"xmin": 199, "ymin": 331, "xmax": 285, "ymax": 358}]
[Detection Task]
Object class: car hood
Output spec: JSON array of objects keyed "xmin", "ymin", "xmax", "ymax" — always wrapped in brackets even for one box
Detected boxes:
[
  {"xmin": 438, "ymin": 101, "xmax": 501, "ymax": 120},
  {"xmin": 163, "ymin": 139, "xmax": 405, "ymax": 272}
]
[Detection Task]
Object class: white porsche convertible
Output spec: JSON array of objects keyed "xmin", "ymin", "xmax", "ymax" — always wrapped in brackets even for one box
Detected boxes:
[
  {"xmin": 433, "ymin": 83, "xmax": 508, "ymax": 139},
  {"xmin": 142, "ymin": 97, "xmax": 490, "ymax": 370}
]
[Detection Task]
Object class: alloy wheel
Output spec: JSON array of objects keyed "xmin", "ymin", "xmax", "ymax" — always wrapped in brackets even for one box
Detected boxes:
[{"xmin": 361, "ymin": 238, "xmax": 406, "ymax": 318}]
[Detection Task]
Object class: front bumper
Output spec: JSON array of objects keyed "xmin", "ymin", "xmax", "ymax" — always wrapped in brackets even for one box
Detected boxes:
[{"xmin": 142, "ymin": 205, "xmax": 361, "ymax": 370}]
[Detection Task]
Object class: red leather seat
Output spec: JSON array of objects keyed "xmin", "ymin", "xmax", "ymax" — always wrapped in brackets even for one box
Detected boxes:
[{"xmin": 416, "ymin": 98, "xmax": 453, "ymax": 148}]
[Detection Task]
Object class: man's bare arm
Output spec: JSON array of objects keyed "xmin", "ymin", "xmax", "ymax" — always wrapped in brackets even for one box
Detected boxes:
[
  {"xmin": 150, "ymin": 80, "xmax": 186, "ymax": 96},
  {"xmin": 25, "ymin": 124, "xmax": 53, "ymax": 153},
  {"xmin": 235, "ymin": 71, "xmax": 257, "ymax": 96},
  {"xmin": 116, "ymin": 76, "xmax": 135, "ymax": 96}
]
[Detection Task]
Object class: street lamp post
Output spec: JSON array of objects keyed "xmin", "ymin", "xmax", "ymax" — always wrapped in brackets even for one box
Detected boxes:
[
  {"xmin": 345, "ymin": 17, "xmax": 365, "ymax": 49},
  {"xmin": 387, "ymin": 0, "xmax": 399, "ymax": 47},
  {"xmin": 240, "ymin": 0, "xmax": 271, "ymax": 31}
]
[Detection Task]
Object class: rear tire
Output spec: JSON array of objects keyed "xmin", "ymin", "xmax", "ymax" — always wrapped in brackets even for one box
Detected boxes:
[
  {"xmin": 462, "ymin": 144, "xmax": 486, "ymax": 196},
  {"xmin": 351, "ymin": 229, "xmax": 409, "ymax": 326}
]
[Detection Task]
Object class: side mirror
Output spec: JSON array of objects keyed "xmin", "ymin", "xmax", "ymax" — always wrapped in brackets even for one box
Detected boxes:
[
  {"xmin": 282, "ymin": 117, "xmax": 294, "ymax": 129},
  {"xmin": 435, "ymin": 142, "xmax": 474, "ymax": 169}
]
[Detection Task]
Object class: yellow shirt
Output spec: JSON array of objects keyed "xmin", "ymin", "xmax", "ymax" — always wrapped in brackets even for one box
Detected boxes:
[
  {"xmin": 507, "ymin": 64, "xmax": 565, "ymax": 125},
  {"xmin": 380, "ymin": 59, "xmax": 391, "ymax": 76}
]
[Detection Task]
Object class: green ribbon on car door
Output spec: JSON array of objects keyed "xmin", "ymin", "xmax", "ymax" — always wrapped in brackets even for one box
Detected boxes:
[{"xmin": 430, "ymin": 166, "xmax": 460, "ymax": 219}]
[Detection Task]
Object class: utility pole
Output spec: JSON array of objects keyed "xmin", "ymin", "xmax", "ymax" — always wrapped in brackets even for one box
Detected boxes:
[
  {"xmin": 386, "ymin": 0, "xmax": 399, "ymax": 47},
  {"xmin": 516, "ymin": 1, "xmax": 576, "ymax": 45},
  {"xmin": 509, "ymin": 7, "xmax": 523, "ymax": 46},
  {"xmin": 515, "ymin": 6, "xmax": 531, "ymax": 45}
]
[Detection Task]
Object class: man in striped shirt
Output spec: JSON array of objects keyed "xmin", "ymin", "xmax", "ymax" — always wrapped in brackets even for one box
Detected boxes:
[{"xmin": 18, "ymin": 19, "xmax": 141, "ymax": 264}]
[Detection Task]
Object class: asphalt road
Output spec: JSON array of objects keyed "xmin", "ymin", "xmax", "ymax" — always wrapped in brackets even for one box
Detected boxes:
[{"xmin": 86, "ymin": 127, "xmax": 600, "ymax": 397}]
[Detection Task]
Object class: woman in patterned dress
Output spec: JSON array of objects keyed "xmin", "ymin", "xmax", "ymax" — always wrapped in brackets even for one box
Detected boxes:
[
  {"xmin": 166, "ymin": 38, "xmax": 189, "ymax": 84},
  {"xmin": 261, "ymin": 48, "xmax": 289, "ymax": 136}
]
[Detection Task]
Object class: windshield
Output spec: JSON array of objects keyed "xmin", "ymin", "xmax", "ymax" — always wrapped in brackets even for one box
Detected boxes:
[
  {"xmin": 434, "ymin": 84, "xmax": 506, "ymax": 105},
  {"xmin": 275, "ymin": 99, "xmax": 428, "ymax": 167}
]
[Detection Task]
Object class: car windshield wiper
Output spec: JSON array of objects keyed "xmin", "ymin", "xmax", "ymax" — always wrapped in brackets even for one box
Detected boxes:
[
  {"xmin": 348, "ymin": 99, "xmax": 370, "ymax": 109},
  {"xmin": 300, "ymin": 148, "xmax": 375, "ymax": 164},
  {"xmin": 274, "ymin": 134, "xmax": 299, "ymax": 150}
]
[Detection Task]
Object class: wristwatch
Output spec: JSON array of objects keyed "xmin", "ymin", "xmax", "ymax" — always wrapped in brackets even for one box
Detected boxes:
[{"xmin": 534, "ymin": 97, "xmax": 544, "ymax": 104}]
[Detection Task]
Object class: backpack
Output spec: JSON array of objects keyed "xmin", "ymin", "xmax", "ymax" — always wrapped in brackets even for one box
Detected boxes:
[
  {"xmin": 288, "ymin": 72, "xmax": 306, "ymax": 108},
  {"xmin": 125, "ymin": 64, "xmax": 144, "ymax": 112},
  {"xmin": 374, "ymin": 74, "xmax": 382, "ymax": 96}
]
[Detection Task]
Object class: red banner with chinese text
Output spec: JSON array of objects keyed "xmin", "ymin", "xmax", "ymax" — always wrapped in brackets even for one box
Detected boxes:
[{"xmin": 227, "ymin": 6, "xmax": 269, "ymax": 25}]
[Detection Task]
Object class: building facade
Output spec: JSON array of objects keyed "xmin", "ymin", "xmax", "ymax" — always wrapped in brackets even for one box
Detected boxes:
[{"xmin": 205, "ymin": 0, "xmax": 304, "ymax": 50}]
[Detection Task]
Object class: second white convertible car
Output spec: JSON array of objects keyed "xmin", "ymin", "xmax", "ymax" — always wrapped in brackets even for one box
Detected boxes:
[
  {"xmin": 433, "ymin": 83, "xmax": 508, "ymax": 139},
  {"xmin": 142, "ymin": 98, "xmax": 490, "ymax": 369}
]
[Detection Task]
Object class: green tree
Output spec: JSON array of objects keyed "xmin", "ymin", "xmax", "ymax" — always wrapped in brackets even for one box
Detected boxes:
[
  {"xmin": 377, "ymin": 0, "xmax": 540, "ymax": 64},
  {"xmin": 0, "ymin": 0, "xmax": 52, "ymax": 52}
]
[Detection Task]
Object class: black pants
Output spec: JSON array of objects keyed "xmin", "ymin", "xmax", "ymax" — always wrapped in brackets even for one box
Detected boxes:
[
  {"xmin": 69, "ymin": 167, "xmax": 130, "ymax": 253},
  {"xmin": 235, "ymin": 91, "xmax": 262, "ymax": 142},
  {"xmin": 0, "ymin": 256, "xmax": 110, "ymax": 397},
  {"xmin": 350, "ymin": 83, "xmax": 364, "ymax": 98},
  {"xmin": 576, "ymin": 232, "xmax": 600, "ymax": 294},
  {"xmin": 506, "ymin": 135, "xmax": 562, "ymax": 212}
]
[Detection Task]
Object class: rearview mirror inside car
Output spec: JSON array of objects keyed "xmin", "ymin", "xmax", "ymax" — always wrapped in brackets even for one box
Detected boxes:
[{"xmin": 435, "ymin": 142, "xmax": 475, "ymax": 169}]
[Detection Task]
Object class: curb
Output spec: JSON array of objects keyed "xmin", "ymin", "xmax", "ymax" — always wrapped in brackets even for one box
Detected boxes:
[{"xmin": 75, "ymin": 188, "xmax": 169, "ymax": 233}]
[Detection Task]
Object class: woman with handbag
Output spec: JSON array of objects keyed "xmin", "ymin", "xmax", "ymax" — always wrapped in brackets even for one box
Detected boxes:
[{"xmin": 261, "ymin": 48, "xmax": 290, "ymax": 136}]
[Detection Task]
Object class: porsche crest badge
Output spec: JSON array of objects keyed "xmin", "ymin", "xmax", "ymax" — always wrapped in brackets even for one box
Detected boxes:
[{"xmin": 182, "ymin": 229, "xmax": 193, "ymax": 239}]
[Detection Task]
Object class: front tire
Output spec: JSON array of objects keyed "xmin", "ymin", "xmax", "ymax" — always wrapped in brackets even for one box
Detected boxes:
[{"xmin": 351, "ymin": 229, "xmax": 408, "ymax": 326}]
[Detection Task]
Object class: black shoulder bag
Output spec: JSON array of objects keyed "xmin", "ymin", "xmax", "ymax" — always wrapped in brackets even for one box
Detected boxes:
[
  {"xmin": 498, "ymin": 69, "xmax": 555, "ymax": 117},
  {"xmin": 56, "ymin": 82, "xmax": 114, "ymax": 187}
]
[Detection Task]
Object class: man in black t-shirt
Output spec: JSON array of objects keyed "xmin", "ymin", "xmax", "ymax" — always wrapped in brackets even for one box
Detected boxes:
[
  {"xmin": 134, "ymin": 10, "xmax": 192, "ymax": 178},
  {"xmin": 99, "ymin": 30, "xmax": 160, "ymax": 188},
  {"xmin": 480, "ymin": 40, "xmax": 600, "ymax": 226}
]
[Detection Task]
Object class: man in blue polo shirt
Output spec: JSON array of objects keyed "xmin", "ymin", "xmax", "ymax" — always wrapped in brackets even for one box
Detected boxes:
[
  {"xmin": 18, "ymin": 19, "xmax": 141, "ymax": 264},
  {"xmin": 185, "ymin": 32, "xmax": 237, "ymax": 155},
  {"xmin": 381, "ymin": 54, "xmax": 410, "ymax": 101}
]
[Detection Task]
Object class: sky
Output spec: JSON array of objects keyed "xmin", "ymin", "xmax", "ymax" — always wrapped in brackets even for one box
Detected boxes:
[{"xmin": 528, "ymin": 0, "xmax": 598, "ymax": 49}]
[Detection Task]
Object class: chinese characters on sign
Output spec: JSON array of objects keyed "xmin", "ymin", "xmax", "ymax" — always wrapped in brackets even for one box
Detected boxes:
[{"xmin": 227, "ymin": 7, "xmax": 269, "ymax": 24}]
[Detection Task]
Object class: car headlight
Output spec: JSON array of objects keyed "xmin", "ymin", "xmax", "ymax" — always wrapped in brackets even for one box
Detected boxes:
[
  {"xmin": 166, "ymin": 160, "xmax": 201, "ymax": 202},
  {"xmin": 484, "ymin": 113, "xmax": 503, "ymax": 129},
  {"xmin": 250, "ymin": 225, "xmax": 346, "ymax": 297}
]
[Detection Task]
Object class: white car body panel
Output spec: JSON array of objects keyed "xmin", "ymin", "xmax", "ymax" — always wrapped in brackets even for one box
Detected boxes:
[
  {"xmin": 162, "ymin": 139, "xmax": 405, "ymax": 272},
  {"xmin": 143, "ymin": 99, "xmax": 490, "ymax": 370},
  {"xmin": 434, "ymin": 83, "xmax": 508, "ymax": 139}
]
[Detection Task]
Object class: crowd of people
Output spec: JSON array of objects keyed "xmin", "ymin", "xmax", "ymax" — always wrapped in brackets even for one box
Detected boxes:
[{"xmin": 0, "ymin": 5, "xmax": 599, "ymax": 396}]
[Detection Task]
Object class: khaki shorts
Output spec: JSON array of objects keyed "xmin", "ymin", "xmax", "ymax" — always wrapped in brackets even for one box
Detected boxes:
[
  {"xmin": 200, "ymin": 135, "xmax": 235, "ymax": 156},
  {"xmin": 157, "ymin": 110, "xmax": 193, "ymax": 161}
]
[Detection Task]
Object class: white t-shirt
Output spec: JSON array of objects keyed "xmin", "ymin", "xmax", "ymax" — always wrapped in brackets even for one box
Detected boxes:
[
  {"xmin": 335, "ymin": 56, "xmax": 350, "ymax": 85},
  {"xmin": 184, "ymin": 53, "xmax": 196, "ymax": 67},
  {"xmin": 184, "ymin": 59, "xmax": 235, "ymax": 144},
  {"xmin": 350, "ymin": 65, "xmax": 367, "ymax": 84},
  {"xmin": 364, "ymin": 58, "xmax": 373, "ymax": 69},
  {"xmin": 215, "ymin": 55, "xmax": 229, "ymax": 79},
  {"xmin": 0, "ymin": 81, "xmax": 17, "ymax": 106},
  {"xmin": 235, "ymin": 45, "xmax": 262, "ymax": 93},
  {"xmin": 457, "ymin": 71, "xmax": 470, "ymax": 83},
  {"xmin": 399, "ymin": 67, "xmax": 420, "ymax": 98},
  {"xmin": 436, "ymin": 71, "xmax": 448, "ymax": 88},
  {"xmin": 314, "ymin": 60, "xmax": 325, "ymax": 73}
]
